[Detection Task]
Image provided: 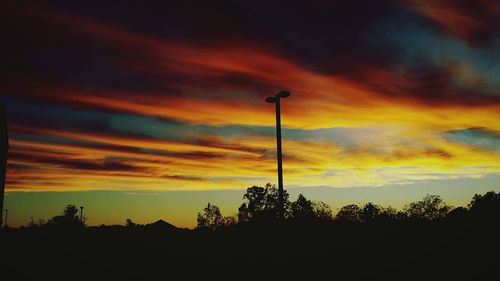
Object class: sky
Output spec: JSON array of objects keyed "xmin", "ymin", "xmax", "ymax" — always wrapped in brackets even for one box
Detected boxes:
[{"xmin": 1, "ymin": 0, "xmax": 499, "ymax": 228}]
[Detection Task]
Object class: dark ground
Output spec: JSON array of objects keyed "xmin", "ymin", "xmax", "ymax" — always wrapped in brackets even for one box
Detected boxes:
[{"xmin": 1, "ymin": 221, "xmax": 499, "ymax": 281}]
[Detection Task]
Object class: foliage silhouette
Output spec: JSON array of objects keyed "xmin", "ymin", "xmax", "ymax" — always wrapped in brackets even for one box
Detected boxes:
[
  {"xmin": 197, "ymin": 203, "xmax": 224, "ymax": 230},
  {"xmin": 312, "ymin": 200, "xmax": 334, "ymax": 222},
  {"xmin": 359, "ymin": 203, "xmax": 400, "ymax": 223},
  {"xmin": 336, "ymin": 204, "xmax": 362, "ymax": 223},
  {"xmin": 223, "ymin": 216, "xmax": 237, "ymax": 227},
  {"xmin": 290, "ymin": 194, "xmax": 333, "ymax": 222},
  {"xmin": 46, "ymin": 204, "xmax": 84, "ymax": 228},
  {"xmin": 360, "ymin": 202, "xmax": 382, "ymax": 222},
  {"xmin": 404, "ymin": 194, "xmax": 451, "ymax": 220},
  {"xmin": 197, "ymin": 203, "xmax": 230, "ymax": 230},
  {"xmin": 379, "ymin": 206, "xmax": 400, "ymax": 222},
  {"xmin": 196, "ymin": 185, "xmax": 500, "ymax": 227},
  {"xmin": 291, "ymin": 194, "xmax": 315, "ymax": 220},
  {"xmin": 445, "ymin": 206, "xmax": 468, "ymax": 221},
  {"xmin": 125, "ymin": 218, "xmax": 136, "ymax": 227},
  {"xmin": 3, "ymin": 190, "xmax": 500, "ymax": 281},
  {"xmin": 468, "ymin": 191, "xmax": 500, "ymax": 222},
  {"xmin": 237, "ymin": 183, "xmax": 291, "ymax": 222}
]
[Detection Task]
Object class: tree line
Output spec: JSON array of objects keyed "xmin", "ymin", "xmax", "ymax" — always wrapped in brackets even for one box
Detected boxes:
[
  {"xmin": 11, "ymin": 184, "xmax": 499, "ymax": 230},
  {"xmin": 197, "ymin": 183, "xmax": 500, "ymax": 230}
]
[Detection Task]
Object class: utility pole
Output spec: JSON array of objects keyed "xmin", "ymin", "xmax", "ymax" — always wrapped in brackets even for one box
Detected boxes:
[
  {"xmin": 0, "ymin": 105, "xmax": 8, "ymax": 228},
  {"xmin": 29, "ymin": 216, "xmax": 34, "ymax": 227},
  {"xmin": 265, "ymin": 90, "xmax": 291, "ymax": 219}
]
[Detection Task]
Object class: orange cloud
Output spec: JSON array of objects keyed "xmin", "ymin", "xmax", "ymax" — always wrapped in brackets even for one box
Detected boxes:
[{"xmin": 3, "ymin": 2, "xmax": 500, "ymax": 193}]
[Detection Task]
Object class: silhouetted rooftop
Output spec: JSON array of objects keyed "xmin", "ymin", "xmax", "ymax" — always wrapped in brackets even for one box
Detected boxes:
[{"xmin": 145, "ymin": 219, "xmax": 178, "ymax": 231}]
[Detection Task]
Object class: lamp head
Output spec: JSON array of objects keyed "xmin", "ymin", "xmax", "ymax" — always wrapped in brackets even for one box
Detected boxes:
[
  {"xmin": 265, "ymin": 97, "xmax": 276, "ymax": 103},
  {"xmin": 277, "ymin": 90, "xmax": 290, "ymax": 98}
]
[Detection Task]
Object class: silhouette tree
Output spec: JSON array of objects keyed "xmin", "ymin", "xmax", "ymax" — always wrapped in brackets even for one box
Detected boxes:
[
  {"xmin": 312, "ymin": 201, "xmax": 333, "ymax": 222},
  {"xmin": 125, "ymin": 219, "xmax": 136, "ymax": 227},
  {"xmin": 291, "ymin": 194, "xmax": 315, "ymax": 221},
  {"xmin": 379, "ymin": 206, "xmax": 399, "ymax": 222},
  {"xmin": 445, "ymin": 207, "xmax": 468, "ymax": 221},
  {"xmin": 265, "ymin": 183, "xmax": 291, "ymax": 218},
  {"xmin": 290, "ymin": 194, "xmax": 333, "ymax": 222},
  {"xmin": 336, "ymin": 204, "xmax": 362, "ymax": 223},
  {"xmin": 65, "ymin": 205, "xmax": 79, "ymax": 217},
  {"xmin": 360, "ymin": 202, "xmax": 382, "ymax": 223},
  {"xmin": 468, "ymin": 191, "xmax": 500, "ymax": 222},
  {"xmin": 241, "ymin": 185, "xmax": 268, "ymax": 220},
  {"xmin": 197, "ymin": 203, "xmax": 225, "ymax": 230},
  {"xmin": 46, "ymin": 204, "xmax": 84, "ymax": 228},
  {"xmin": 404, "ymin": 194, "xmax": 451, "ymax": 220},
  {"xmin": 237, "ymin": 203, "xmax": 251, "ymax": 223},
  {"xmin": 224, "ymin": 216, "xmax": 237, "ymax": 227},
  {"xmin": 237, "ymin": 183, "xmax": 290, "ymax": 222}
]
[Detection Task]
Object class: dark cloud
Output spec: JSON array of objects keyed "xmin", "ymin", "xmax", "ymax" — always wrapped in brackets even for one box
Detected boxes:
[
  {"xmin": 366, "ymin": 61, "xmax": 500, "ymax": 105},
  {"xmin": 9, "ymin": 125, "xmax": 259, "ymax": 165},
  {"xmin": 2, "ymin": 0, "xmax": 499, "ymax": 111},
  {"xmin": 5, "ymin": 103, "xmax": 112, "ymax": 136},
  {"xmin": 1, "ymin": 2, "xmax": 165, "ymax": 93},
  {"xmin": 443, "ymin": 127, "xmax": 500, "ymax": 151},
  {"xmin": 1, "ymin": 0, "xmax": 498, "ymax": 136},
  {"xmin": 408, "ymin": 0, "xmax": 500, "ymax": 47},
  {"xmin": 153, "ymin": 150, "xmax": 227, "ymax": 160},
  {"xmin": 194, "ymin": 137, "xmax": 267, "ymax": 155},
  {"xmin": 6, "ymin": 163, "xmax": 33, "ymax": 170},
  {"xmin": 1, "ymin": 0, "xmax": 404, "ymax": 91},
  {"xmin": 8, "ymin": 151, "xmax": 144, "ymax": 172},
  {"xmin": 161, "ymin": 175, "xmax": 203, "ymax": 181},
  {"xmin": 54, "ymin": 159, "xmax": 141, "ymax": 172}
]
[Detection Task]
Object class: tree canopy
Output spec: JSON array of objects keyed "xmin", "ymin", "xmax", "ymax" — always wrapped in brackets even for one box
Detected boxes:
[
  {"xmin": 237, "ymin": 183, "xmax": 290, "ymax": 222},
  {"xmin": 404, "ymin": 194, "xmax": 451, "ymax": 220},
  {"xmin": 46, "ymin": 204, "xmax": 84, "ymax": 228},
  {"xmin": 197, "ymin": 203, "xmax": 225, "ymax": 230}
]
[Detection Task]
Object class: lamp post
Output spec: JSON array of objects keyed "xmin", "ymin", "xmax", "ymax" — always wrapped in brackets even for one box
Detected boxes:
[
  {"xmin": 80, "ymin": 206, "xmax": 84, "ymax": 223},
  {"xmin": 266, "ymin": 90, "xmax": 291, "ymax": 219}
]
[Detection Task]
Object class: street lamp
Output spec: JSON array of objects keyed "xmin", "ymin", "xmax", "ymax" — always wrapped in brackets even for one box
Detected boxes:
[
  {"xmin": 80, "ymin": 206, "xmax": 84, "ymax": 223},
  {"xmin": 266, "ymin": 90, "xmax": 291, "ymax": 219}
]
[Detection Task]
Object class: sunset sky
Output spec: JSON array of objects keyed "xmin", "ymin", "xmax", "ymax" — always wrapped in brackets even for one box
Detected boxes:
[{"xmin": 1, "ymin": 0, "xmax": 499, "ymax": 228}]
